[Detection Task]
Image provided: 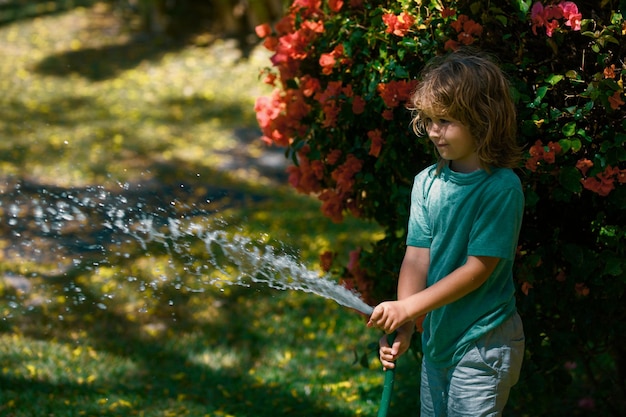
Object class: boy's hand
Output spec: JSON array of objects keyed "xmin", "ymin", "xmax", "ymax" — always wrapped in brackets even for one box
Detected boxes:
[
  {"xmin": 378, "ymin": 327, "xmax": 412, "ymax": 370},
  {"xmin": 367, "ymin": 301, "xmax": 409, "ymax": 333}
]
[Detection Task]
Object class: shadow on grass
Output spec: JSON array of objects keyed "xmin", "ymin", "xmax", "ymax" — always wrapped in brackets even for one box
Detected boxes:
[
  {"xmin": 0, "ymin": 291, "xmax": 360, "ymax": 417},
  {"xmin": 33, "ymin": 36, "xmax": 184, "ymax": 81},
  {"xmin": 0, "ymin": 0, "xmax": 97, "ymax": 27}
]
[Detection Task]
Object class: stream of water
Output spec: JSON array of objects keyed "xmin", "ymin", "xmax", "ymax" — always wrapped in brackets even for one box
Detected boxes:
[{"xmin": 0, "ymin": 180, "xmax": 373, "ymax": 321}]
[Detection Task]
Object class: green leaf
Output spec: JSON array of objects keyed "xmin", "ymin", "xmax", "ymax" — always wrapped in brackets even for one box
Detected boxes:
[
  {"xmin": 603, "ymin": 257, "xmax": 623, "ymax": 276},
  {"xmin": 515, "ymin": 0, "xmax": 531, "ymax": 14},
  {"xmin": 562, "ymin": 121, "xmax": 577, "ymax": 137},
  {"xmin": 558, "ymin": 166, "xmax": 582, "ymax": 193},
  {"xmin": 531, "ymin": 86, "xmax": 548, "ymax": 107},
  {"xmin": 565, "ymin": 70, "xmax": 580, "ymax": 80},
  {"xmin": 495, "ymin": 15, "xmax": 508, "ymax": 26},
  {"xmin": 545, "ymin": 74, "xmax": 564, "ymax": 86},
  {"xmin": 603, "ymin": 35, "xmax": 620, "ymax": 45},
  {"xmin": 558, "ymin": 139, "xmax": 571, "ymax": 153},
  {"xmin": 563, "ymin": 244, "xmax": 584, "ymax": 267}
]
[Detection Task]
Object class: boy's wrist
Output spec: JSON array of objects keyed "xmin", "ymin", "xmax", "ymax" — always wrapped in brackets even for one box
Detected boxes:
[{"xmin": 397, "ymin": 321, "xmax": 415, "ymax": 337}]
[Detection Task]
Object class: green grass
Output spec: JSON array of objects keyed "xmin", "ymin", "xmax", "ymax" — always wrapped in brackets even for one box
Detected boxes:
[{"xmin": 0, "ymin": 4, "xmax": 421, "ymax": 416}]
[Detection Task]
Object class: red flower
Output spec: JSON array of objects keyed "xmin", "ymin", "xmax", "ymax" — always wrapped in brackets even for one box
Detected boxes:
[
  {"xmin": 275, "ymin": 14, "xmax": 295, "ymax": 36},
  {"xmin": 524, "ymin": 140, "xmax": 561, "ymax": 171},
  {"xmin": 603, "ymin": 64, "xmax": 617, "ymax": 79},
  {"xmin": 450, "ymin": 14, "xmax": 468, "ymax": 33},
  {"xmin": 319, "ymin": 189, "xmax": 344, "ymax": 222},
  {"xmin": 328, "ymin": 0, "xmax": 343, "ymax": 12},
  {"xmin": 367, "ymin": 129, "xmax": 384, "ymax": 157},
  {"xmin": 581, "ymin": 166, "xmax": 619, "ymax": 196},
  {"xmin": 321, "ymin": 100, "xmax": 340, "ymax": 128},
  {"xmin": 261, "ymin": 71, "xmax": 277, "ymax": 86},
  {"xmin": 326, "ymin": 149, "xmax": 342, "ymax": 165},
  {"xmin": 450, "ymin": 15, "xmax": 482, "ymax": 45},
  {"xmin": 608, "ymin": 90, "xmax": 625, "ymax": 110},
  {"xmin": 262, "ymin": 36, "xmax": 278, "ymax": 52},
  {"xmin": 462, "ymin": 18, "xmax": 483, "ymax": 36},
  {"xmin": 575, "ymin": 158, "xmax": 593, "ymax": 176},
  {"xmin": 332, "ymin": 154, "xmax": 363, "ymax": 193},
  {"xmin": 255, "ymin": 23, "xmax": 272, "ymax": 38},
  {"xmin": 319, "ymin": 52, "xmax": 337, "ymax": 75},
  {"xmin": 315, "ymin": 80, "xmax": 343, "ymax": 104},
  {"xmin": 300, "ymin": 75, "xmax": 321, "ymax": 97},
  {"xmin": 575, "ymin": 282, "xmax": 590, "ymax": 296},
  {"xmin": 319, "ymin": 44, "xmax": 346, "ymax": 75},
  {"xmin": 444, "ymin": 39, "xmax": 460, "ymax": 51},
  {"xmin": 287, "ymin": 147, "xmax": 324, "ymax": 193},
  {"xmin": 441, "ymin": 7, "xmax": 456, "ymax": 18},
  {"xmin": 291, "ymin": 0, "xmax": 322, "ymax": 18},
  {"xmin": 284, "ymin": 89, "xmax": 310, "ymax": 120},
  {"xmin": 319, "ymin": 250, "xmax": 335, "ymax": 272},
  {"xmin": 382, "ymin": 109, "xmax": 394, "ymax": 120},
  {"xmin": 254, "ymin": 91, "xmax": 283, "ymax": 130},
  {"xmin": 351, "ymin": 95, "xmax": 366, "ymax": 114},
  {"xmin": 382, "ymin": 11, "xmax": 415, "ymax": 37},
  {"xmin": 377, "ymin": 79, "xmax": 418, "ymax": 108}
]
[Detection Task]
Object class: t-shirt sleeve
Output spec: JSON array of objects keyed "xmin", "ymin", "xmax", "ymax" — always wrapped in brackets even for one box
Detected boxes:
[
  {"xmin": 406, "ymin": 173, "xmax": 432, "ymax": 248},
  {"xmin": 467, "ymin": 185, "xmax": 524, "ymax": 260}
]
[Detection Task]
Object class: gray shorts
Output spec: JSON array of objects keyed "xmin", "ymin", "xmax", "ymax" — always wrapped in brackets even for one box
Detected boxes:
[{"xmin": 420, "ymin": 312, "xmax": 525, "ymax": 417}]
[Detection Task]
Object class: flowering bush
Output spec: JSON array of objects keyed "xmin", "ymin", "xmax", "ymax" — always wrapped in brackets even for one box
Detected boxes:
[{"xmin": 255, "ymin": 0, "xmax": 626, "ymax": 414}]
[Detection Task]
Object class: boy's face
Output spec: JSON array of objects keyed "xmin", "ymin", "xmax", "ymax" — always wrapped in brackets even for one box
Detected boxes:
[{"xmin": 424, "ymin": 115, "xmax": 479, "ymax": 173}]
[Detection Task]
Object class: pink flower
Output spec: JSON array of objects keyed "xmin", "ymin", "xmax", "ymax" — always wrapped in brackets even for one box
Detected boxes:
[
  {"xmin": 530, "ymin": 1, "xmax": 582, "ymax": 36},
  {"xmin": 544, "ymin": 19, "xmax": 560, "ymax": 37},
  {"xmin": 560, "ymin": 1, "xmax": 582, "ymax": 30}
]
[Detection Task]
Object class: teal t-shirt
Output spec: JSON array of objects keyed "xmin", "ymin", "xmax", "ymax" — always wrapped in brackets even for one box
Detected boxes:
[{"xmin": 406, "ymin": 164, "xmax": 524, "ymax": 367}]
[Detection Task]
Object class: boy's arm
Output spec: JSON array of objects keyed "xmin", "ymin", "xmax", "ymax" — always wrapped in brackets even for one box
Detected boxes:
[
  {"xmin": 374, "ymin": 246, "xmax": 429, "ymax": 369},
  {"xmin": 396, "ymin": 246, "xmax": 429, "ymax": 334},
  {"xmin": 368, "ymin": 255, "xmax": 499, "ymax": 334}
]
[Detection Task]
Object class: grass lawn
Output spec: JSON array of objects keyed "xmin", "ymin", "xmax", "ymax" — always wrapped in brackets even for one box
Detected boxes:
[{"xmin": 0, "ymin": 3, "xmax": 421, "ymax": 416}]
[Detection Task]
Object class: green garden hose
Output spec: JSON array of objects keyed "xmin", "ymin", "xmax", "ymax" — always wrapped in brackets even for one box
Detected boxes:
[{"xmin": 377, "ymin": 331, "xmax": 397, "ymax": 417}]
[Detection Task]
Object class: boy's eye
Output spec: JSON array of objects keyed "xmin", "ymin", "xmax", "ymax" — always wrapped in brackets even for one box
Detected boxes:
[{"xmin": 425, "ymin": 117, "xmax": 451, "ymax": 126}]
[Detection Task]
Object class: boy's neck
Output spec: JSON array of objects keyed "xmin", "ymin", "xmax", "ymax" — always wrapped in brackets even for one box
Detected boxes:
[{"xmin": 449, "ymin": 158, "xmax": 481, "ymax": 173}]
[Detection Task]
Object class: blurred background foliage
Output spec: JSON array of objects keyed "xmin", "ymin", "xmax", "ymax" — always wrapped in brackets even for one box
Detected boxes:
[{"xmin": 0, "ymin": 1, "xmax": 394, "ymax": 416}]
